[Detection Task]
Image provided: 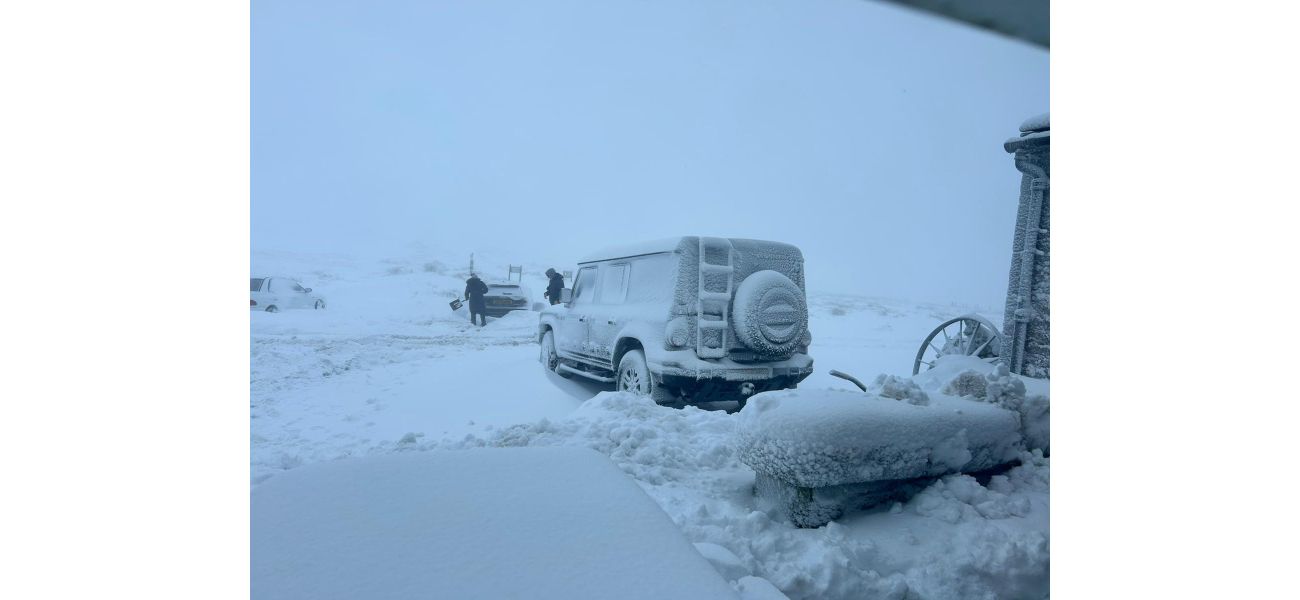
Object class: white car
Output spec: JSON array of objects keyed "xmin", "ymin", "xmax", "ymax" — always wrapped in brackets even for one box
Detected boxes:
[{"xmin": 251, "ymin": 277, "xmax": 325, "ymax": 312}]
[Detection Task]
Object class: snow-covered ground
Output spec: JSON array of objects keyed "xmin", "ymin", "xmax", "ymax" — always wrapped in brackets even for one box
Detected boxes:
[{"xmin": 251, "ymin": 249, "xmax": 1048, "ymax": 599}]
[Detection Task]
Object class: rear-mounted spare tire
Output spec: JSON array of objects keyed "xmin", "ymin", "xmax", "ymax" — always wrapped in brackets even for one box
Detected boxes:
[{"xmin": 731, "ymin": 270, "xmax": 808, "ymax": 358}]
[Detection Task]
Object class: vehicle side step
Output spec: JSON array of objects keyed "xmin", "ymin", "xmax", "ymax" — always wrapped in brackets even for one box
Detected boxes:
[{"xmin": 557, "ymin": 364, "xmax": 616, "ymax": 383}]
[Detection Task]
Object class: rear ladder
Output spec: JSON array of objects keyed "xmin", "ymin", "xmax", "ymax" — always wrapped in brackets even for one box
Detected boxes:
[{"xmin": 696, "ymin": 237, "xmax": 734, "ymax": 359}]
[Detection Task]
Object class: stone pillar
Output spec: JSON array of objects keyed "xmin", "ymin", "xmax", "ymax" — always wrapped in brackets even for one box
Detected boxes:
[{"xmin": 1000, "ymin": 114, "xmax": 1050, "ymax": 378}]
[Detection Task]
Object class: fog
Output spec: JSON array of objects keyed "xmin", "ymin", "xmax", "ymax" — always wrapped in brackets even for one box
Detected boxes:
[{"xmin": 252, "ymin": 0, "xmax": 1047, "ymax": 307}]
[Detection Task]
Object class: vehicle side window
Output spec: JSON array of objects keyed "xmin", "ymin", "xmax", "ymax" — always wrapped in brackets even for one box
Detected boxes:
[
  {"xmin": 571, "ymin": 266, "xmax": 597, "ymax": 305},
  {"xmin": 625, "ymin": 253, "xmax": 676, "ymax": 303},
  {"xmin": 251, "ymin": 278, "xmax": 264, "ymax": 292},
  {"xmin": 597, "ymin": 264, "xmax": 628, "ymax": 304}
]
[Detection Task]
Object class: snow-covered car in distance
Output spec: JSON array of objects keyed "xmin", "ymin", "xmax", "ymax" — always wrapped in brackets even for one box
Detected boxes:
[
  {"xmin": 481, "ymin": 283, "xmax": 533, "ymax": 317},
  {"xmin": 538, "ymin": 236, "xmax": 814, "ymax": 406},
  {"xmin": 251, "ymin": 277, "xmax": 325, "ymax": 312}
]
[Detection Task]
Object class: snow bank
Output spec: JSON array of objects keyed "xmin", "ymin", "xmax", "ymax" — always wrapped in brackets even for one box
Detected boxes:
[
  {"xmin": 915, "ymin": 356, "xmax": 1050, "ymax": 453},
  {"xmin": 736, "ymin": 389, "xmax": 1022, "ymax": 489},
  {"xmin": 869, "ymin": 374, "xmax": 930, "ymax": 406},
  {"xmin": 388, "ymin": 391, "xmax": 1047, "ymax": 600},
  {"xmin": 251, "ymin": 446, "xmax": 739, "ymax": 600}
]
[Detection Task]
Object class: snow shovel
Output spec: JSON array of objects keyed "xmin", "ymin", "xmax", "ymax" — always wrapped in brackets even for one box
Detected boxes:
[{"xmin": 449, "ymin": 298, "xmax": 464, "ymax": 311}]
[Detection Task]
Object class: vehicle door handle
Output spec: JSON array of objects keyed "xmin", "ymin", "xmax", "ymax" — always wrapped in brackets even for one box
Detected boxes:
[
  {"xmin": 607, "ymin": 320, "xmax": 616, "ymax": 325},
  {"xmin": 578, "ymin": 317, "xmax": 586, "ymax": 322}
]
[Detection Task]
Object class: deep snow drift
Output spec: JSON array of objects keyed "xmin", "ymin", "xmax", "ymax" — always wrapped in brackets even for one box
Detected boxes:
[{"xmin": 251, "ymin": 249, "xmax": 1048, "ymax": 599}]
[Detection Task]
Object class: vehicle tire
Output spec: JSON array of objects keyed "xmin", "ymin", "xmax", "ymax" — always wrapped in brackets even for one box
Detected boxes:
[
  {"xmin": 541, "ymin": 331, "xmax": 570, "ymax": 378},
  {"xmin": 616, "ymin": 350, "xmax": 678, "ymax": 406},
  {"xmin": 265, "ymin": 305, "xmax": 279, "ymax": 313},
  {"xmin": 314, "ymin": 300, "xmax": 325, "ymax": 310}
]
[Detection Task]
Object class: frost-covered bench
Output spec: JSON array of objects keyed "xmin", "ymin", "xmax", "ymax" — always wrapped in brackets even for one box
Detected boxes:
[
  {"xmin": 736, "ymin": 386, "xmax": 1025, "ymax": 528},
  {"xmin": 252, "ymin": 447, "xmax": 740, "ymax": 599}
]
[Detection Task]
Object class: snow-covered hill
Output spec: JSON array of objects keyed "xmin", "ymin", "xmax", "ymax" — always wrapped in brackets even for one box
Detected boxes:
[{"xmin": 250, "ymin": 249, "xmax": 1044, "ymax": 600}]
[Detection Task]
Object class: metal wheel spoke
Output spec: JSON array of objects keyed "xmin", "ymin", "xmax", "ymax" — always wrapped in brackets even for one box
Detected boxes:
[{"xmin": 971, "ymin": 335, "xmax": 993, "ymax": 357}]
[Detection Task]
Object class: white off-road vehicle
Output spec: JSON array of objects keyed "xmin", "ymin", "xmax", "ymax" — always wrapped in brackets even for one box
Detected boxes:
[{"xmin": 538, "ymin": 237, "xmax": 813, "ymax": 406}]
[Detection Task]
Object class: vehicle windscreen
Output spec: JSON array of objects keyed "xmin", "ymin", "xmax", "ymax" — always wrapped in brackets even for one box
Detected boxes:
[{"xmin": 488, "ymin": 285, "xmax": 520, "ymax": 294}]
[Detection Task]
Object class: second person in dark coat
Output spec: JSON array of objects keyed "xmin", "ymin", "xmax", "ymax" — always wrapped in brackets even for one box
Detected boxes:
[
  {"xmin": 464, "ymin": 273, "xmax": 489, "ymax": 326},
  {"xmin": 544, "ymin": 268, "xmax": 565, "ymax": 306}
]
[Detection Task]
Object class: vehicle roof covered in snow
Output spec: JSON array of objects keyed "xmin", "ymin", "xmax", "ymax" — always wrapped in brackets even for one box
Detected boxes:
[
  {"xmin": 578, "ymin": 237, "xmax": 802, "ymax": 265},
  {"xmin": 578, "ymin": 237, "xmax": 687, "ymax": 264}
]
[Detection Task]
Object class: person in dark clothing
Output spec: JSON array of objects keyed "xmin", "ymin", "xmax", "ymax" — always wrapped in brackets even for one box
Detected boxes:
[
  {"xmin": 464, "ymin": 273, "xmax": 489, "ymax": 326},
  {"xmin": 543, "ymin": 268, "xmax": 565, "ymax": 306}
]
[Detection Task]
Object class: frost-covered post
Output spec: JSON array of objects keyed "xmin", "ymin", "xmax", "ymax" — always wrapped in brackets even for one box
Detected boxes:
[{"xmin": 1000, "ymin": 114, "xmax": 1050, "ymax": 378}]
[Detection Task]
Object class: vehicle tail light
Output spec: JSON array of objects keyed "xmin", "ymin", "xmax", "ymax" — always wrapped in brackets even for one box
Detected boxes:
[{"xmin": 251, "ymin": 299, "xmax": 257, "ymax": 306}]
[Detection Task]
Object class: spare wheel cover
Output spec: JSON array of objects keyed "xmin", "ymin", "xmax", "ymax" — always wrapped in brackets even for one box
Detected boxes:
[{"xmin": 731, "ymin": 270, "xmax": 807, "ymax": 357}]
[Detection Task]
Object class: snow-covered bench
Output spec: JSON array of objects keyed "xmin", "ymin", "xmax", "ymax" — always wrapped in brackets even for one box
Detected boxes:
[
  {"xmin": 252, "ymin": 447, "xmax": 740, "ymax": 599},
  {"xmin": 737, "ymin": 387, "xmax": 1025, "ymax": 528}
]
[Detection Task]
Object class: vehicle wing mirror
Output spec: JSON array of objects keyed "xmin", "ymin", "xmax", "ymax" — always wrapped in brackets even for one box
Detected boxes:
[
  {"xmin": 560, "ymin": 288, "xmax": 573, "ymax": 303},
  {"xmin": 303, "ymin": 287, "xmax": 312, "ymax": 293}
]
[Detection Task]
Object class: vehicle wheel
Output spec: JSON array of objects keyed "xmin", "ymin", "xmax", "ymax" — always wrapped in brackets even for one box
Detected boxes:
[
  {"xmin": 314, "ymin": 300, "xmax": 325, "ymax": 310},
  {"xmin": 617, "ymin": 350, "xmax": 678, "ymax": 406},
  {"xmin": 265, "ymin": 305, "xmax": 279, "ymax": 313},
  {"xmin": 913, "ymin": 314, "xmax": 1002, "ymax": 375},
  {"xmin": 541, "ymin": 331, "xmax": 570, "ymax": 378}
]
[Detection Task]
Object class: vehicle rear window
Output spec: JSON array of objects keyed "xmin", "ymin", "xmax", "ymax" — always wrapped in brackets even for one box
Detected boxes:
[{"xmin": 251, "ymin": 278, "xmax": 265, "ymax": 292}]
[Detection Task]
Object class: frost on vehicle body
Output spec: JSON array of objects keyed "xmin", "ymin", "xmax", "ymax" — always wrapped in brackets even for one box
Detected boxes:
[{"xmin": 538, "ymin": 237, "xmax": 814, "ymax": 405}]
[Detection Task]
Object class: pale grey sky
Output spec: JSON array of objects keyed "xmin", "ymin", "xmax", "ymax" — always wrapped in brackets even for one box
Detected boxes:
[{"xmin": 252, "ymin": 0, "xmax": 1048, "ymax": 306}]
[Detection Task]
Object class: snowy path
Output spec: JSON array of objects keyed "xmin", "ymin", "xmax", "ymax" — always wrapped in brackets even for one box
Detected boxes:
[{"xmin": 251, "ymin": 311, "xmax": 606, "ymax": 483}]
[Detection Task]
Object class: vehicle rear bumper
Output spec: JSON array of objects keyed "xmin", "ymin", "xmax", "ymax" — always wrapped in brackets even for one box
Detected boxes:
[
  {"xmin": 482, "ymin": 306, "xmax": 528, "ymax": 317},
  {"xmin": 651, "ymin": 353, "xmax": 814, "ymax": 402}
]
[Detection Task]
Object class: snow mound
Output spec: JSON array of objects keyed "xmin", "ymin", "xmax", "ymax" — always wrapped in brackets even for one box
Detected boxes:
[
  {"xmin": 984, "ymin": 363, "xmax": 1027, "ymax": 411},
  {"xmin": 736, "ymin": 389, "xmax": 1022, "ymax": 488},
  {"xmin": 735, "ymin": 576, "xmax": 792, "ymax": 600},
  {"xmin": 696, "ymin": 541, "xmax": 754, "ymax": 582},
  {"xmin": 941, "ymin": 369, "xmax": 988, "ymax": 399},
  {"xmin": 919, "ymin": 356, "xmax": 1050, "ymax": 453},
  {"xmin": 870, "ymin": 374, "xmax": 930, "ymax": 406},
  {"xmin": 251, "ymin": 447, "xmax": 738, "ymax": 600}
]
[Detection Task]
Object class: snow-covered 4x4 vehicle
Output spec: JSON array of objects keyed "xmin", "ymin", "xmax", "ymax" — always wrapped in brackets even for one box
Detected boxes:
[{"xmin": 538, "ymin": 237, "xmax": 813, "ymax": 406}]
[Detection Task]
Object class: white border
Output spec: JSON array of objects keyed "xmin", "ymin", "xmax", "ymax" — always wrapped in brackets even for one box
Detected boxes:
[
  {"xmin": 1, "ymin": 1, "xmax": 249, "ymax": 598},
  {"xmin": 1055, "ymin": 1, "xmax": 1299, "ymax": 597}
]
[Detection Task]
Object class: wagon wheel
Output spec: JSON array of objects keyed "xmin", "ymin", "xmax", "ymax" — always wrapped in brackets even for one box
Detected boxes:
[{"xmin": 912, "ymin": 314, "xmax": 1002, "ymax": 375}]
